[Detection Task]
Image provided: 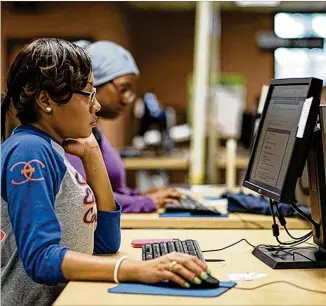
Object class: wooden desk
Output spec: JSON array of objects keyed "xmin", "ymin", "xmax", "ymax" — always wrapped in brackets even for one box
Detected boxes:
[
  {"xmin": 123, "ymin": 155, "xmax": 249, "ymax": 170},
  {"xmin": 121, "ymin": 212, "xmax": 310, "ymax": 229},
  {"xmin": 121, "ymin": 187, "xmax": 310, "ymax": 230},
  {"xmin": 54, "ymin": 229, "xmax": 326, "ymax": 306}
]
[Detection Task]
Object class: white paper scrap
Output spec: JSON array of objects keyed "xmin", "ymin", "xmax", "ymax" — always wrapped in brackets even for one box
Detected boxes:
[
  {"xmin": 228, "ymin": 272, "xmax": 267, "ymax": 281},
  {"xmin": 297, "ymin": 97, "xmax": 313, "ymax": 138}
]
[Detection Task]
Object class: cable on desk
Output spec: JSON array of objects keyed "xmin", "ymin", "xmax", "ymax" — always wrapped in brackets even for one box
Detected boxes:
[
  {"xmin": 273, "ymin": 247, "xmax": 317, "ymax": 263},
  {"xmin": 202, "ymin": 238, "xmax": 256, "ymax": 253},
  {"xmin": 202, "ymin": 236, "xmax": 317, "ymax": 255},
  {"xmin": 234, "ymin": 281, "xmax": 326, "ymax": 294},
  {"xmin": 257, "ymin": 233, "xmax": 314, "ymax": 252}
]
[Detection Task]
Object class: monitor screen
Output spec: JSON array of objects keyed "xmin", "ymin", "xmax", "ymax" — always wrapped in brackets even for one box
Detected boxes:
[{"xmin": 249, "ymin": 84, "xmax": 309, "ymax": 194}]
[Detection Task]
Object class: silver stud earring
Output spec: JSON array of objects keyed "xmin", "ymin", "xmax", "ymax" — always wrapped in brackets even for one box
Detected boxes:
[{"xmin": 45, "ymin": 107, "xmax": 52, "ymax": 113}]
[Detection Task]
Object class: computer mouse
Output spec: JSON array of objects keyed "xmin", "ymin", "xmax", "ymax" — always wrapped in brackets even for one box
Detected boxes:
[
  {"xmin": 163, "ymin": 274, "xmax": 219, "ymax": 289},
  {"xmin": 193, "ymin": 274, "xmax": 220, "ymax": 289}
]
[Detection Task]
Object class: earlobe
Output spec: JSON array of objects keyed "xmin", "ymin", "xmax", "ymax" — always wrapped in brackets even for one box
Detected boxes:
[{"xmin": 36, "ymin": 91, "xmax": 53, "ymax": 114}]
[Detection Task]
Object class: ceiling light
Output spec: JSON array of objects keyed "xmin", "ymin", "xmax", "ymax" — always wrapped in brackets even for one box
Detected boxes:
[{"xmin": 235, "ymin": 1, "xmax": 281, "ymax": 7}]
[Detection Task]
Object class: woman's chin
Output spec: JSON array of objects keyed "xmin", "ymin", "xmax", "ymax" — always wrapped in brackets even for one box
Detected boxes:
[{"xmin": 71, "ymin": 130, "xmax": 92, "ymax": 140}]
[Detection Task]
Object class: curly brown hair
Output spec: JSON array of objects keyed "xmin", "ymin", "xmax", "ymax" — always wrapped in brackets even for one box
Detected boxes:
[{"xmin": 1, "ymin": 38, "xmax": 92, "ymax": 140}]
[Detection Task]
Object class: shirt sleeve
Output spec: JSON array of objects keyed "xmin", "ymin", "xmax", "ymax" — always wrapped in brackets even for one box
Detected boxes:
[
  {"xmin": 94, "ymin": 201, "xmax": 122, "ymax": 254},
  {"xmin": 3, "ymin": 141, "xmax": 68, "ymax": 285},
  {"xmin": 113, "ymin": 192, "xmax": 156, "ymax": 213}
]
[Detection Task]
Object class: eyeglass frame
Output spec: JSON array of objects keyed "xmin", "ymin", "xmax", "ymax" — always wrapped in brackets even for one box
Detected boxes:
[
  {"xmin": 109, "ymin": 80, "xmax": 137, "ymax": 104},
  {"xmin": 73, "ymin": 88, "xmax": 97, "ymax": 104}
]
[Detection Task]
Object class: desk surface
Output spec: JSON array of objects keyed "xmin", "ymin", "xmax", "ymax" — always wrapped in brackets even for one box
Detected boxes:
[
  {"xmin": 123, "ymin": 155, "xmax": 249, "ymax": 170},
  {"xmin": 121, "ymin": 212, "xmax": 310, "ymax": 229},
  {"xmin": 55, "ymin": 229, "xmax": 326, "ymax": 306},
  {"xmin": 121, "ymin": 186, "xmax": 310, "ymax": 230}
]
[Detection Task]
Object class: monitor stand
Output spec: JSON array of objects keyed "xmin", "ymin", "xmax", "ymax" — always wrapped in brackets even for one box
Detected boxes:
[
  {"xmin": 253, "ymin": 111, "xmax": 326, "ymax": 269},
  {"xmin": 252, "ymin": 245, "xmax": 326, "ymax": 269}
]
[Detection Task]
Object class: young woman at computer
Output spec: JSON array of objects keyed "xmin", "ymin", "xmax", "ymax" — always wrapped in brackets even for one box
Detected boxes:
[
  {"xmin": 1, "ymin": 38, "xmax": 209, "ymax": 306},
  {"xmin": 3, "ymin": 40, "xmax": 185, "ymax": 213}
]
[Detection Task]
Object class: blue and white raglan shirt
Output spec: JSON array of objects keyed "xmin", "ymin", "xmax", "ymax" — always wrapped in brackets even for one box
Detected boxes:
[{"xmin": 1, "ymin": 125, "xmax": 122, "ymax": 306}]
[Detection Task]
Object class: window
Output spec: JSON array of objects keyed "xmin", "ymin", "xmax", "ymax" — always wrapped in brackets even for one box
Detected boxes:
[{"xmin": 274, "ymin": 13, "xmax": 326, "ymax": 85}]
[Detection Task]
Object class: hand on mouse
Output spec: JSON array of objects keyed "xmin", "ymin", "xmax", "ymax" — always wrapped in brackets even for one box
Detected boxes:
[
  {"xmin": 145, "ymin": 188, "xmax": 186, "ymax": 209},
  {"xmin": 119, "ymin": 252, "xmax": 210, "ymax": 288}
]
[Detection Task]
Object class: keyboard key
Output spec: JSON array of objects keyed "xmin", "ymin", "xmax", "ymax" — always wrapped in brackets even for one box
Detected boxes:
[
  {"xmin": 174, "ymin": 240, "xmax": 184, "ymax": 253},
  {"xmin": 182, "ymin": 241, "xmax": 188, "ymax": 253},
  {"xmin": 167, "ymin": 241, "xmax": 176, "ymax": 252},
  {"xmin": 160, "ymin": 242, "xmax": 169, "ymax": 255},
  {"xmin": 153, "ymin": 243, "xmax": 161, "ymax": 258}
]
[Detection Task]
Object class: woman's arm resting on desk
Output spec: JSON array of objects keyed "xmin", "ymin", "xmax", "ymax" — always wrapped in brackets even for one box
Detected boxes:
[{"xmin": 62, "ymin": 251, "xmax": 209, "ymax": 288}]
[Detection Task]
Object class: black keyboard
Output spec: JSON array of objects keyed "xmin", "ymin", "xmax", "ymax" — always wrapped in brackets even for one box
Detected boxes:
[
  {"xmin": 165, "ymin": 196, "xmax": 222, "ymax": 215},
  {"xmin": 142, "ymin": 239, "xmax": 220, "ymax": 288},
  {"xmin": 142, "ymin": 239, "xmax": 205, "ymax": 261}
]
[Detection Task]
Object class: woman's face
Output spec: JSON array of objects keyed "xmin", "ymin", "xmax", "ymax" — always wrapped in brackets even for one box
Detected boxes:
[
  {"xmin": 51, "ymin": 74, "xmax": 101, "ymax": 139},
  {"xmin": 95, "ymin": 73, "xmax": 139, "ymax": 119}
]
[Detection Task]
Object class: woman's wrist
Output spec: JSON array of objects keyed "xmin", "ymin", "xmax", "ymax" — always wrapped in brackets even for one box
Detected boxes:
[
  {"xmin": 81, "ymin": 145, "xmax": 101, "ymax": 162},
  {"xmin": 117, "ymin": 259, "xmax": 143, "ymax": 283}
]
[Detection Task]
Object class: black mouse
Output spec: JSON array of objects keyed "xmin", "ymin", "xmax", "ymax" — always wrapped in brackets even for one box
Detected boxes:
[
  {"xmin": 193, "ymin": 274, "xmax": 220, "ymax": 289},
  {"xmin": 163, "ymin": 274, "xmax": 220, "ymax": 289}
]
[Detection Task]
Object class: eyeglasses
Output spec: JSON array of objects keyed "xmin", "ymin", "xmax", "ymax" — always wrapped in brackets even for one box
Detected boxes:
[
  {"xmin": 74, "ymin": 88, "xmax": 97, "ymax": 104},
  {"xmin": 110, "ymin": 81, "xmax": 136, "ymax": 104}
]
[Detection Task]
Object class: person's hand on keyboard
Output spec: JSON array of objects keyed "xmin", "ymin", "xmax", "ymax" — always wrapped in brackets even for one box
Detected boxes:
[
  {"xmin": 144, "ymin": 188, "xmax": 186, "ymax": 209},
  {"xmin": 126, "ymin": 252, "xmax": 210, "ymax": 288}
]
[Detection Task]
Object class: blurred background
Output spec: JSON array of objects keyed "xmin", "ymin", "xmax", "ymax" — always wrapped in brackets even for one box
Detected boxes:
[{"xmin": 2, "ymin": 1, "xmax": 326, "ymax": 190}]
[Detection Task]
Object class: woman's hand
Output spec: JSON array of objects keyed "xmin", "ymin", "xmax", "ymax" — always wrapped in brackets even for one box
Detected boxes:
[
  {"xmin": 146, "ymin": 188, "xmax": 186, "ymax": 209},
  {"xmin": 120, "ymin": 252, "xmax": 210, "ymax": 288},
  {"xmin": 63, "ymin": 133, "xmax": 99, "ymax": 159},
  {"xmin": 141, "ymin": 187, "xmax": 161, "ymax": 195}
]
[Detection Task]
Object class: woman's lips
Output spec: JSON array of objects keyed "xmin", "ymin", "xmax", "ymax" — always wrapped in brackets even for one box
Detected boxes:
[{"xmin": 90, "ymin": 117, "xmax": 98, "ymax": 126}]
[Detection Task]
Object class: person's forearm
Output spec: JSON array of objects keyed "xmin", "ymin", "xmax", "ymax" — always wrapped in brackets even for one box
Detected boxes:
[
  {"xmin": 61, "ymin": 250, "xmax": 140, "ymax": 282},
  {"xmin": 114, "ymin": 193, "xmax": 156, "ymax": 213},
  {"xmin": 81, "ymin": 146, "xmax": 115, "ymax": 211}
]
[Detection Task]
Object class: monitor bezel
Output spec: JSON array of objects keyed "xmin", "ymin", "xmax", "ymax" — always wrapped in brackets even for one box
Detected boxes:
[{"xmin": 243, "ymin": 77, "xmax": 323, "ymax": 203}]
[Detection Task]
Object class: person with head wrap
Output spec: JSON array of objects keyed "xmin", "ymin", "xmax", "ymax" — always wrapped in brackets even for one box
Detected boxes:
[{"xmin": 65, "ymin": 40, "xmax": 184, "ymax": 213}]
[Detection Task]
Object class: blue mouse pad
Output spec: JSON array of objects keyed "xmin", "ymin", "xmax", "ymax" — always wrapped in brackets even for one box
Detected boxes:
[
  {"xmin": 159, "ymin": 212, "xmax": 228, "ymax": 218},
  {"xmin": 108, "ymin": 281, "xmax": 236, "ymax": 297}
]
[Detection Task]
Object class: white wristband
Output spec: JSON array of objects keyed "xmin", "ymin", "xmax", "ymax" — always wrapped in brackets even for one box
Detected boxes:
[{"xmin": 114, "ymin": 256, "xmax": 128, "ymax": 284}]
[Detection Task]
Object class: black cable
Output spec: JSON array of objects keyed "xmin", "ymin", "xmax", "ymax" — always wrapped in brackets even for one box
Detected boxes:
[
  {"xmin": 201, "ymin": 238, "xmax": 255, "ymax": 253},
  {"xmin": 274, "ymin": 203, "xmax": 310, "ymax": 241},
  {"xmin": 269, "ymin": 198, "xmax": 277, "ymax": 225},
  {"xmin": 284, "ymin": 224, "xmax": 311, "ymax": 241},
  {"xmin": 257, "ymin": 232, "xmax": 313, "ymax": 251},
  {"xmin": 274, "ymin": 248, "xmax": 317, "ymax": 263},
  {"xmin": 234, "ymin": 281, "xmax": 326, "ymax": 294},
  {"xmin": 291, "ymin": 201, "xmax": 319, "ymax": 231},
  {"xmin": 270, "ymin": 199, "xmax": 313, "ymax": 246},
  {"xmin": 275, "ymin": 232, "xmax": 313, "ymax": 246},
  {"xmin": 267, "ymin": 232, "xmax": 313, "ymax": 248},
  {"xmin": 202, "ymin": 235, "xmax": 314, "ymax": 254}
]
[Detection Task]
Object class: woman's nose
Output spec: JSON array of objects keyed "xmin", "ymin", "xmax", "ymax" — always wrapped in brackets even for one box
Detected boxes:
[{"xmin": 93, "ymin": 98, "xmax": 101, "ymax": 113}]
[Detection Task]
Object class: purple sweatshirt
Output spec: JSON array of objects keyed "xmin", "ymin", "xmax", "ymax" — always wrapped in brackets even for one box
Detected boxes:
[{"xmin": 65, "ymin": 126, "xmax": 156, "ymax": 213}]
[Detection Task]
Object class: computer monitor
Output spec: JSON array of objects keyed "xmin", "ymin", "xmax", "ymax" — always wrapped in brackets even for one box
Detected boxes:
[{"xmin": 243, "ymin": 77, "xmax": 326, "ymax": 269}]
